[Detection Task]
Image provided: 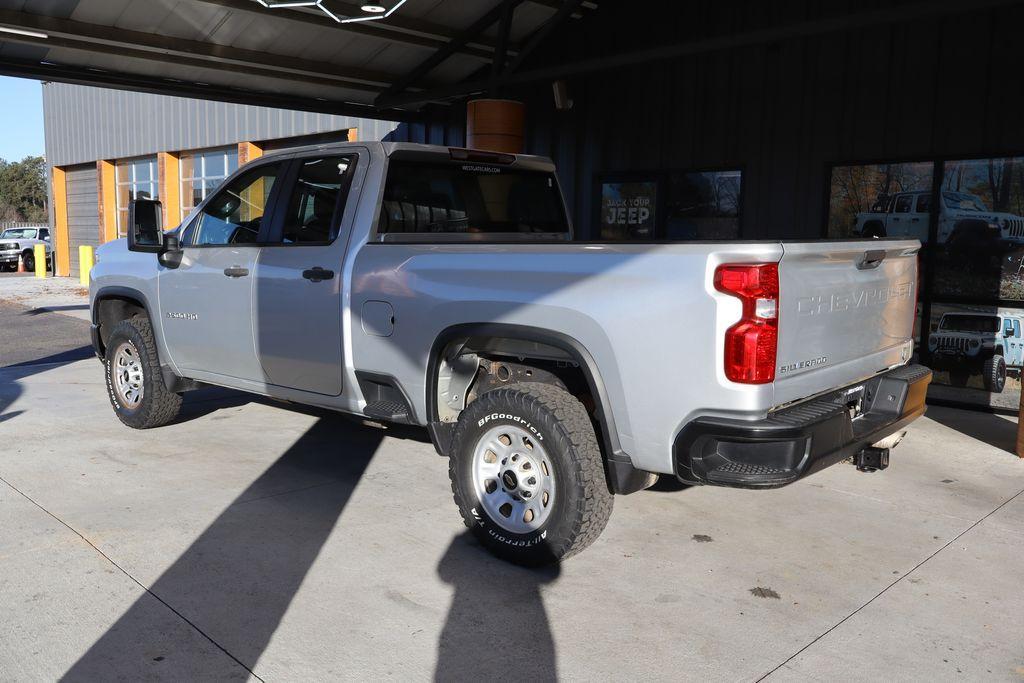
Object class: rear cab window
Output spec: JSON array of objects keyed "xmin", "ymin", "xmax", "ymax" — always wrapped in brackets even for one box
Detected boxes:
[{"xmin": 377, "ymin": 156, "xmax": 569, "ymax": 241}]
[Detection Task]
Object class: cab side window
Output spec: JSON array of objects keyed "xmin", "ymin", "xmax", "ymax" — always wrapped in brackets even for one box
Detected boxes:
[
  {"xmin": 184, "ymin": 164, "xmax": 280, "ymax": 246},
  {"xmin": 894, "ymin": 195, "xmax": 913, "ymax": 213},
  {"xmin": 275, "ymin": 156, "xmax": 354, "ymax": 245}
]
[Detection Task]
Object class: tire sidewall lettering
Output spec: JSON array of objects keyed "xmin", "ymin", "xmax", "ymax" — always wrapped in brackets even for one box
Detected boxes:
[{"xmin": 476, "ymin": 412, "xmax": 544, "ymax": 442}]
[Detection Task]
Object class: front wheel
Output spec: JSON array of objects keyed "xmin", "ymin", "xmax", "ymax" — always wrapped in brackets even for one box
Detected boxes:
[
  {"xmin": 448, "ymin": 382, "xmax": 613, "ymax": 566},
  {"xmin": 22, "ymin": 250, "xmax": 34, "ymax": 272},
  {"xmin": 104, "ymin": 315, "xmax": 183, "ymax": 428},
  {"xmin": 983, "ymin": 355, "xmax": 1007, "ymax": 393}
]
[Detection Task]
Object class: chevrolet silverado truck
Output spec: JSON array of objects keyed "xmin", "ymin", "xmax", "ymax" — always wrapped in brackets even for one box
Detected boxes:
[
  {"xmin": 928, "ymin": 311, "xmax": 1024, "ymax": 392},
  {"xmin": 0, "ymin": 225, "xmax": 52, "ymax": 271},
  {"xmin": 89, "ymin": 142, "xmax": 932, "ymax": 565}
]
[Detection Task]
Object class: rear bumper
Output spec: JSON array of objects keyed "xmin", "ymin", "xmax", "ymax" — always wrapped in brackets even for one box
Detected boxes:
[{"xmin": 674, "ymin": 363, "xmax": 932, "ymax": 488}]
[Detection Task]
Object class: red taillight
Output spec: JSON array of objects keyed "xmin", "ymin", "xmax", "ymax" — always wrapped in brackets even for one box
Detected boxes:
[{"xmin": 714, "ymin": 263, "xmax": 779, "ymax": 384}]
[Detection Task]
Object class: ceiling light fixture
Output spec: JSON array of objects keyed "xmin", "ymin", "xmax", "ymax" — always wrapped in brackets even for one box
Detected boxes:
[
  {"xmin": 0, "ymin": 26, "xmax": 49, "ymax": 39},
  {"xmin": 256, "ymin": 0, "xmax": 406, "ymax": 24}
]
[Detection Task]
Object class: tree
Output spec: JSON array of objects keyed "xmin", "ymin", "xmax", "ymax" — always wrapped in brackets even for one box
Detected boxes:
[{"xmin": 0, "ymin": 156, "xmax": 48, "ymax": 223}]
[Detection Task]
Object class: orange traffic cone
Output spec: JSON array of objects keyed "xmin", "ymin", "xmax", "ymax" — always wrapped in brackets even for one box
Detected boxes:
[{"xmin": 16, "ymin": 254, "xmax": 25, "ymax": 273}]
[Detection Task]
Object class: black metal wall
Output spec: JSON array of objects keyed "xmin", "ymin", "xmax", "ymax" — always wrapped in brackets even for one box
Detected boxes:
[{"xmin": 390, "ymin": 0, "xmax": 1024, "ymax": 241}]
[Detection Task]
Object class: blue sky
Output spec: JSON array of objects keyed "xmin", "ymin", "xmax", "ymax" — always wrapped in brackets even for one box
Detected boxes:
[{"xmin": 0, "ymin": 76, "xmax": 44, "ymax": 162}]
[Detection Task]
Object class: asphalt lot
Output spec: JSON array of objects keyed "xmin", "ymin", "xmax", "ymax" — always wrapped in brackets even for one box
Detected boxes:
[{"xmin": 1, "ymin": 301, "xmax": 1023, "ymax": 680}]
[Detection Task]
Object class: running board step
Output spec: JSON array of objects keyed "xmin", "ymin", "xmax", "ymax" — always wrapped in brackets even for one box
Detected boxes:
[{"xmin": 363, "ymin": 400, "xmax": 410, "ymax": 422}]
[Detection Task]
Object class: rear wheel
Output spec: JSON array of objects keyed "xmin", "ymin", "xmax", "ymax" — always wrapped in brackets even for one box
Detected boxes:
[
  {"xmin": 105, "ymin": 315, "xmax": 182, "ymax": 428},
  {"xmin": 983, "ymin": 355, "xmax": 1007, "ymax": 393},
  {"xmin": 448, "ymin": 382, "xmax": 613, "ymax": 566},
  {"xmin": 861, "ymin": 222, "xmax": 886, "ymax": 239}
]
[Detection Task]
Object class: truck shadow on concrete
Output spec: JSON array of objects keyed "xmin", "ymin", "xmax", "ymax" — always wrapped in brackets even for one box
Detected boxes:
[
  {"xmin": 925, "ymin": 404, "xmax": 1019, "ymax": 455},
  {"xmin": 61, "ymin": 396, "xmax": 559, "ymax": 680},
  {"xmin": 63, "ymin": 414, "xmax": 388, "ymax": 680},
  {"xmin": 434, "ymin": 532, "xmax": 560, "ymax": 682},
  {"xmin": 0, "ymin": 346, "xmax": 95, "ymax": 425}
]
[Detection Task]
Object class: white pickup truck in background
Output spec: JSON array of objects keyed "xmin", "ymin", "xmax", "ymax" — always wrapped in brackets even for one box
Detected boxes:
[{"xmin": 0, "ymin": 225, "xmax": 53, "ymax": 272}]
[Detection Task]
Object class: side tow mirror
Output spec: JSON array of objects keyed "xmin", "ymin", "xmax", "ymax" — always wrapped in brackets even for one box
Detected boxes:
[
  {"xmin": 128, "ymin": 199, "xmax": 164, "ymax": 253},
  {"xmin": 158, "ymin": 234, "xmax": 184, "ymax": 269}
]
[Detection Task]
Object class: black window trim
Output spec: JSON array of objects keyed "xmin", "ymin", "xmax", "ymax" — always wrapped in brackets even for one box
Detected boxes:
[
  {"xmin": 370, "ymin": 156, "xmax": 574, "ymax": 244},
  {"xmin": 180, "ymin": 158, "xmax": 288, "ymax": 249},
  {"xmin": 260, "ymin": 152, "xmax": 359, "ymax": 248}
]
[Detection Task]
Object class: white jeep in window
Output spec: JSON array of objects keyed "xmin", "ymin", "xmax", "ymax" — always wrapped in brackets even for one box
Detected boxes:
[
  {"xmin": 855, "ymin": 190, "xmax": 1024, "ymax": 250},
  {"xmin": 928, "ymin": 312, "xmax": 1024, "ymax": 392}
]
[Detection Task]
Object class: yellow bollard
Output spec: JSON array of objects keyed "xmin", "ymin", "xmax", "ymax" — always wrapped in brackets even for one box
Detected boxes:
[
  {"xmin": 79, "ymin": 245, "xmax": 95, "ymax": 286},
  {"xmin": 33, "ymin": 244, "xmax": 47, "ymax": 278}
]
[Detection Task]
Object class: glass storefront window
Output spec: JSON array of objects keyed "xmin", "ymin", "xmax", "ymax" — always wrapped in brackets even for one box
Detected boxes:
[
  {"xmin": 931, "ymin": 157, "xmax": 1024, "ymax": 301},
  {"xmin": 827, "ymin": 156, "xmax": 1024, "ymax": 412},
  {"xmin": 115, "ymin": 157, "xmax": 158, "ymax": 237},
  {"xmin": 826, "ymin": 161, "xmax": 935, "ymax": 240},
  {"xmin": 180, "ymin": 148, "xmax": 239, "ymax": 220},
  {"xmin": 664, "ymin": 170, "xmax": 741, "ymax": 240},
  {"xmin": 597, "ymin": 169, "xmax": 742, "ymax": 240}
]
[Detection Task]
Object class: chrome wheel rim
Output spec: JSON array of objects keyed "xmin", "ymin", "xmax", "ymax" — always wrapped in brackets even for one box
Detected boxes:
[
  {"xmin": 472, "ymin": 425, "xmax": 555, "ymax": 534},
  {"xmin": 113, "ymin": 342, "xmax": 144, "ymax": 408}
]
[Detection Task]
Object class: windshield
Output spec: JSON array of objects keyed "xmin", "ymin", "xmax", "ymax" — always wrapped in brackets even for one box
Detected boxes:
[
  {"xmin": 939, "ymin": 314, "xmax": 999, "ymax": 333},
  {"xmin": 943, "ymin": 192, "xmax": 988, "ymax": 212},
  {"xmin": 0, "ymin": 228, "xmax": 38, "ymax": 240},
  {"xmin": 378, "ymin": 161, "xmax": 568, "ymax": 237}
]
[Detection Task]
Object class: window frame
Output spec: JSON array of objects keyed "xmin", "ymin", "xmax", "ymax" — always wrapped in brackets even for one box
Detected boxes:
[
  {"xmin": 179, "ymin": 159, "xmax": 287, "ymax": 249},
  {"xmin": 372, "ymin": 154, "xmax": 574, "ymax": 244},
  {"xmin": 115, "ymin": 156, "xmax": 158, "ymax": 237},
  {"xmin": 179, "ymin": 147, "xmax": 239, "ymax": 221},
  {"xmin": 592, "ymin": 166, "xmax": 745, "ymax": 242},
  {"xmin": 260, "ymin": 153, "xmax": 359, "ymax": 248},
  {"xmin": 894, "ymin": 194, "xmax": 914, "ymax": 213}
]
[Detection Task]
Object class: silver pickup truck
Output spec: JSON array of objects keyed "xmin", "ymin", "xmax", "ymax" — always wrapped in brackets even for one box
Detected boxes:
[{"xmin": 89, "ymin": 142, "xmax": 932, "ymax": 565}]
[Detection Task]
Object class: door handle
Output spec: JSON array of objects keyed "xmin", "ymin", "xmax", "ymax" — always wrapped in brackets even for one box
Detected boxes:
[
  {"xmin": 302, "ymin": 267, "xmax": 335, "ymax": 283},
  {"xmin": 224, "ymin": 266, "xmax": 249, "ymax": 278},
  {"xmin": 856, "ymin": 250, "xmax": 887, "ymax": 270}
]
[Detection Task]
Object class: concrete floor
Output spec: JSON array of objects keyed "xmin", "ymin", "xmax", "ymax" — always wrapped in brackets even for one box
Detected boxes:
[{"xmin": 1, "ymin": 308, "xmax": 1023, "ymax": 680}]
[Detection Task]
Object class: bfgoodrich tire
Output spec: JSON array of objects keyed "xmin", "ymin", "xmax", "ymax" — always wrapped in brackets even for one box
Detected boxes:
[
  {"xmin": 104, "ymin": 315, "xmax": 182, "ymax": 429},
  {"xmin": 983, "ymin": 355, "xmax": 1007, "ymax": 393},
  {"xmin": 448, "ymin": 382, "xmax": 613, "ymax": 566}
]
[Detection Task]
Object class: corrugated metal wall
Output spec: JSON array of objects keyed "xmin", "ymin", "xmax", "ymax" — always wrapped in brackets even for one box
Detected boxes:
[
  {"xmin": 396, "ymin": 1, "xmax": 1024, "ymax": 242},
  {"xmin": 42, "ymin": 83, "xmax": 400, "ymax": 167}
]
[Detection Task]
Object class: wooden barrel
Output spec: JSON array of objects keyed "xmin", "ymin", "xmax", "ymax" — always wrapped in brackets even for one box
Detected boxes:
[{"xmin": 466, "ymin": 99, "xmax": 525, "ymax": 153}]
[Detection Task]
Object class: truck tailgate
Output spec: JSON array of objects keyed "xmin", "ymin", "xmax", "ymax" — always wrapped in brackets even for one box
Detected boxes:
[{"xmin": 773, "ymin": 240, "xmax": 920, "ymax": 407}]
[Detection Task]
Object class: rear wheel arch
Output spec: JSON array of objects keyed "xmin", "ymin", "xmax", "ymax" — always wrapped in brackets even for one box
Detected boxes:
[
  {"xmin": 861, "ymin": 221, "xmax": 886, "ymax": 238},
  {"xmin": 426, "ymin": 324, "xmax": 649, "ymax": 494}
]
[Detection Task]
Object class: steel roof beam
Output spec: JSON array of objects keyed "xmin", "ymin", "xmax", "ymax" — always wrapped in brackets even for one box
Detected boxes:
[
  {"xmin": 376, "ymin": 0, "xmax": 525, "ymax": 107},
  {"xmin": 0, "ymin": 56, "xmax": 418, "ymax": 121},
  {"xmin": 0, "ymin": 8, "xmax": 410, "ymax": 91},
  {"xmin": 193, "ymin": 0, "xmax": 507, "ymax": 61},
  {"xmin": 376, "ymin": 0, "xmax": 1018, "ymax": 109}
]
